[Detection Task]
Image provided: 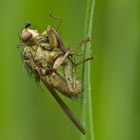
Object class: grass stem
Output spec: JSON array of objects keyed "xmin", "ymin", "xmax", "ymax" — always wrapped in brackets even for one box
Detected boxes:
[{"xmin": 81, "ymin": 0, "xmax": 96, "ymax": 139}]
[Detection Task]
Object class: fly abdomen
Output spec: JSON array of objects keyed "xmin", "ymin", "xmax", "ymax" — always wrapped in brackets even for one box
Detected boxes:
[{"xmin": 47, "ymin": 72, "xmax": 82, "ymax": 99}]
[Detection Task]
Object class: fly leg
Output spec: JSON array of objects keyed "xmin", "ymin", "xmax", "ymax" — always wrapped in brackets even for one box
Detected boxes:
[
  {"xmin": 75, "ymin": 56, "xmax": 94, "ymax": 67},
  {"xmin": 49, "ymin": 11, "xmax": 62, "ymax": 31},
  {"xmin": 64, "ymin": 63, "xmax": 75, "ymax": 93},
  {"xmin": 53, "ymin": 50, "xmax": 72, "ymax": 70},
  {"xmin": 63, "ymin": 62, "xmax": 82, "ymax": 97},
  {"xmin": 72, "ymin": 38, "xmax": 90, "ymax": 51},
  {"xmin": 67, "ymin": 38, "xmax": 92, "ymax": 65},
  {"xmin": 71, "ymin": 38, "xmax": 94, "ymax": 66}
]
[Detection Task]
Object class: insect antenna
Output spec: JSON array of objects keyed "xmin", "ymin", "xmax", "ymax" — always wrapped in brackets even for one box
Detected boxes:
[{"xmin": 25, "ymin": 22, "xmax": 31, "ymax": 29}]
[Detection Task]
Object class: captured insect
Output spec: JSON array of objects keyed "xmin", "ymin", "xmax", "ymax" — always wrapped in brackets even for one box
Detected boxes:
[{"xmin": 18, "ymin": 12, "xmax": 93, "ymax": 135}]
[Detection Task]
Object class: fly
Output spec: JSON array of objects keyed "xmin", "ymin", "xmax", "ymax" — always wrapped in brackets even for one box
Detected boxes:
[{"xmin": 18, "ymin": 13, "xmax": 93, "ymax": 135}]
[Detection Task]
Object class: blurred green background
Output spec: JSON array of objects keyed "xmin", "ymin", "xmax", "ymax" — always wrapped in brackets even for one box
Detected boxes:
[{"xmin": 0, "ymin": 0, "xmax": 140, "ymax": 140}]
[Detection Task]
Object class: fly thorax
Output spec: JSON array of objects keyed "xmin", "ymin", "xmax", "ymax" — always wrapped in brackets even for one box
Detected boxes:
[{"xmin": 32, "ymin": 46, "xmax": 56, "ymax": 74}]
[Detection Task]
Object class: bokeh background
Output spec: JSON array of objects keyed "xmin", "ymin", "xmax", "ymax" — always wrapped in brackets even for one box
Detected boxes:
[{"xmin": 0, "ymin": 0, "xmax": 139, "ymax": 140}]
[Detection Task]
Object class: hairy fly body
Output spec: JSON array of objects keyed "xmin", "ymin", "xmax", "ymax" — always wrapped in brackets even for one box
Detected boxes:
[{"xmin": 18, "ymin": 18, "xmax": 93, "ymax": 135}]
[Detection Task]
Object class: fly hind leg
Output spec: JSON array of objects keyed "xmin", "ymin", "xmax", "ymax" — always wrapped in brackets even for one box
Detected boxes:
[
  {"xmin": 72, "ymin": 38, "xmax": 90, "ymax": 51},
  {"xmin": 49, "ymin": 11, "xmax": 62, "ymax": 31},
  {"xmin": 53, "ymin": 50, "xmax": 72, "ymax": 70},
  {"xmin": 64, "ymin": 62, "xmax": 82, "ymax": 98},
  {"xmin": 75, "ymin": 56, "xmax": 94, "ymax": 67}
]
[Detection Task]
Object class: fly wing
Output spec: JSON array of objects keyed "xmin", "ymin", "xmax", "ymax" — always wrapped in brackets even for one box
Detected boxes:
[{"xmin": 41, "ymin": 76, "xmax": 86, "ymax": 135}]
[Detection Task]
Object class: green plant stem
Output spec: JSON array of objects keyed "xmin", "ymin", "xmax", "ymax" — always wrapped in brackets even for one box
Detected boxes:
[{"xmin": 81, "ymin": 0, "xmax": 95, "ymax": 140}]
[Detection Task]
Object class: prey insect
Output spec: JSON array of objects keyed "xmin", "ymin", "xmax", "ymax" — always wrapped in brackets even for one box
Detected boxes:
[{"xmin": 18, "ymin": 14, "xmax": 93, "ymax": 135}]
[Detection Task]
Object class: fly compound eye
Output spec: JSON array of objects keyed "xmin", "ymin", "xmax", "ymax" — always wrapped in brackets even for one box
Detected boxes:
[{"xmin": 20, "ymin": 31, "xmax": 33, "ymax": 42}]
